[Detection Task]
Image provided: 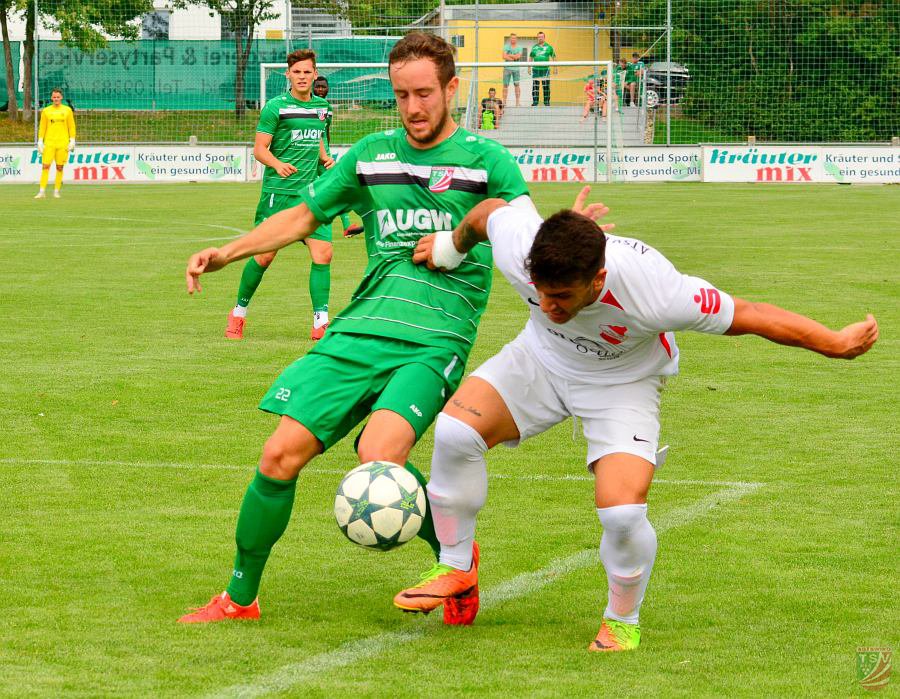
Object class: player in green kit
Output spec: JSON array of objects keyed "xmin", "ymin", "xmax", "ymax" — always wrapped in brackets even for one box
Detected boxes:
[
  {"xmin": 312, "ymin": 76, "xmax": 364, "ymax": 238},
  {"xmin": 226, "ymin": 49, "xmax": 335, "ymax": 342},
  {"xmin": 180, "ymin": 32, "xmax": 532, "ymax": 626}
]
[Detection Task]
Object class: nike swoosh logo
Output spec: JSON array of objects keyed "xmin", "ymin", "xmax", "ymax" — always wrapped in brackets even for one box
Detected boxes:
[
  {"xmin": 633, "ymin": 436, "xmax": 650, "ymax": 443},
  {"xmin": 527, "ymin": 297, "xmax": 539, "ymax": 306}
]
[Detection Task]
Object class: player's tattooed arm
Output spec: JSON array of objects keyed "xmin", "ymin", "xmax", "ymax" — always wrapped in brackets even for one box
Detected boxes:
[{"xmin": 452, "ymin": 198, "xmax": 509, "ymax": 253}]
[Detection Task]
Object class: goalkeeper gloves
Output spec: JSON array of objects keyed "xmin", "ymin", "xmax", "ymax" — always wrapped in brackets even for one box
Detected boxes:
[
  {"xmin": 68, "ymin": 139, "xmax": 75, "ymax": 152},
  {"xmin": 37, "ymin": 139, "xmax": 44, "ymax": 154}
]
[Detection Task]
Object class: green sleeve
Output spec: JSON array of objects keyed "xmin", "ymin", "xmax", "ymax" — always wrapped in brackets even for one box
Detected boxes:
[
  {"xmin": 299, "ymin": 139, "xmax": 365, "ymax": 223},
  {"xmin": 485, "ymin": 145, "xmax": 528, "ymax": 201},
  {"xmin": 529, "ymin": 46, "xmax": 536, "ymax": 60},
  {"xmin": 256, "ymin": 100, "xmax": 279, "ymax": 135}
]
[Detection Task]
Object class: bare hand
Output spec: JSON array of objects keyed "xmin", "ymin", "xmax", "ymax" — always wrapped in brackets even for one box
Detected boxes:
[
  {"xmin": 320, "ymin": 156, "xmax": 335, "ymax": 169},
  {"xmin": 831, "ymin": 314, "xmax": 878, "ymax": 359},
  {"xmin": 186, "ymin": 247, "xmax": 228, "ymax": 294},
  {"xmin": 412, "ymin": 234, "xmax": 439, "ymax": 270},
  {"xmin": 571, "ymin": 185, "xmax": 615, "ymax": 233},
  {"xmin": 274, "ymin": 161, "xmax": 298, "ymax": 178}
]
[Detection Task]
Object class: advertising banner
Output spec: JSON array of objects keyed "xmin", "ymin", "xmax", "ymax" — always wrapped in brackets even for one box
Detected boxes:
[
  {"xmin": 133, "ymin": 146, "xmax": 246, "ymax": 182},
  {"xmin": 702, "ymin": 145, "xmax": 900, "ymax": 183},
  {"xmin": 508, "ymin": 146, "xmax": 702, "ymax": 183},
  {"xmin": 0, "ymin": 145, "xmax": 249, "ymax": 183}
]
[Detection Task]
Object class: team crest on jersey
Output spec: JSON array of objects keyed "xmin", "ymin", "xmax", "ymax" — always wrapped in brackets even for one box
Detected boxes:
[
  {"xmin": 316, "ymin": 108, "xmax": 328, "ymax": 121},
  {"xmin": 598, "ymin": 324, "xmax": 628, "ymax": 345},
  {"xmin": 428, "ymin": 167, "xmax": 454, "ymax": 193}
]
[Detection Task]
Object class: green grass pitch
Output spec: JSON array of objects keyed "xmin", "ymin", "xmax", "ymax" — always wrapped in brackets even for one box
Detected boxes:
[{"xmin": 1, "ymin": 182, "xmax": 897, "ymax": 697}]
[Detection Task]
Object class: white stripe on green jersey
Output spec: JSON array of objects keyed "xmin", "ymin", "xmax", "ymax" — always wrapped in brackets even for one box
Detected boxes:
[
  {"xmin": 257, "ymin": 92, "xmax": 331, "ymax": 194},
  {"xmin": 300, "ymin": 126, "xmax": 528, "ymax": 359}
]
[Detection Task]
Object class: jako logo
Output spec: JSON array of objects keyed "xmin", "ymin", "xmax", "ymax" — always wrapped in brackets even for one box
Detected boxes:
[
  {"xmin": 375, "ymin": 152, "xmax": 397, "ymax": 161},
  {"xmin": 377, "ymin": 208, "xmax": 452, "ymax": 238}
]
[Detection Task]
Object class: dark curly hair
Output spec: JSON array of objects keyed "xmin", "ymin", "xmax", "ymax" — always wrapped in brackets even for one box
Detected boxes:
[{"xmin": 527, "ymin": 210, "xmax": 607, "ymax": 286}]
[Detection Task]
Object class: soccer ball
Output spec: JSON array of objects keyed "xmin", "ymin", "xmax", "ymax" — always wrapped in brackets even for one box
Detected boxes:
[{"xmin": 334, "ymin": 461, "xmax": 426, "ymax": 551}]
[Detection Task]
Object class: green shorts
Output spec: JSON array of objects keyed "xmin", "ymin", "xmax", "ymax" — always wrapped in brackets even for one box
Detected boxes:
[
  {"xmin": 259, "ymin": 332, "xmax": 466, "ymax": 451},
  {"xmin": 255, "ymin": 191, "xmax": 331, "ymax": 242}
]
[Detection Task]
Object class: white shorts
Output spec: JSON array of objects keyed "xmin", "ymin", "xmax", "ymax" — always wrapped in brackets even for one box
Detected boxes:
[{"xmin": 470, "ymin": 334, "xmax": 664, "ymax": 468}]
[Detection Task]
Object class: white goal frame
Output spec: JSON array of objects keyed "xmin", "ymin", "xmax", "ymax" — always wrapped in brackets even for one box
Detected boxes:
[{"xmin": 261, "ymin": 60, "xmax": 616, "ymax": 183}]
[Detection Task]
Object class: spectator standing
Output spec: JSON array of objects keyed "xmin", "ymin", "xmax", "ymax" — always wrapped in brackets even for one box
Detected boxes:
[
  {"xmin": 624, "ymin": 53, "xmax": 645, "ymax": 107},
  {"xmin": 502, "ymin": 33, "xmax": 525, "ymax": 107},
  {"xmin": 529, "ymin": 32, "xmax": 556, "ymax": 107}
]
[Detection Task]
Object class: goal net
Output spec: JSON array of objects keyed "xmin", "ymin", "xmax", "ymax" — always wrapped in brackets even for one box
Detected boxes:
[{"xmin": 262, "ymin": 59, "xmax": 633, "ymax": 182}]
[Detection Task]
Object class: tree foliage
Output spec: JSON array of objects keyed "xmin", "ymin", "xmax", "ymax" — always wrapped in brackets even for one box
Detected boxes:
[
  {"xmin": 196, "ymin": 0, "xmax": 278, "ymax": 117},
  {"xmin": 622, "ymin": 0, "xmax": 899, "ymax": 141}
]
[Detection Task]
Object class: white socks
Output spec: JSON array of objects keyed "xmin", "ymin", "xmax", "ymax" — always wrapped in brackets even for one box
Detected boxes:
[
  {"xmin": 313, "ymin": 311, "xmax": 329, "ymax": 328},
  {"xmin": 597, "ymin": 503, "xmax": 657, "ymax": 625},
  {"xmin": 232, "ymin": 305, "xmax": 248, "ymax": 318},
  {"xmin": 426, "ymin": 413, "xmax": 488, "ymax": 570}
]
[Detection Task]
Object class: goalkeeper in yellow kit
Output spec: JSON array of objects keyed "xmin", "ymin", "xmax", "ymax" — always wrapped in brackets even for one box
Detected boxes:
[{"xmin": 35, "ymin": 88, "xmax": 76, "ymax": 199}]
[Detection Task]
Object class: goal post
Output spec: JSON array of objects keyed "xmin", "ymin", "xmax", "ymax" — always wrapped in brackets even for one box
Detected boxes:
[{"xmin": 262, "ymin": 60, "xmax": 629, "ymax": 183}]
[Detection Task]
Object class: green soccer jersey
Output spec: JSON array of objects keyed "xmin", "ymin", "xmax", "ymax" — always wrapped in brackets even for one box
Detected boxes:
[
  {"xmin": 529, "ymin": 42, "xmax": 556, "ymax": 78},
  {"xmin": 300, "ymin": 127, "xmax": 528, "ymax": 359},
  {"xmin": 625, "ymin": 60, "xmax": 644, "ymax": 83},
  {"xmin": 257, "ymin": 92, "xmax": 332, "ymax": 194}
]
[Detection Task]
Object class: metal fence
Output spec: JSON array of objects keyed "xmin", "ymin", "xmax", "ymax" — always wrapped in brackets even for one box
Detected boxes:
[{"xmin": 1, "ymin": 0, "xmax": 896, "ymax": 145}]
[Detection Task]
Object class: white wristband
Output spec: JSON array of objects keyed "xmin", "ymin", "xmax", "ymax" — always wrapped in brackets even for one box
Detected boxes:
[{"xmin": 431, "ymin": 229, "xmax": 466, "ymax": 270}]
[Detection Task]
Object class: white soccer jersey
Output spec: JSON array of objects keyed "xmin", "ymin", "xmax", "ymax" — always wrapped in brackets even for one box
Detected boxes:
[{"xmin": 487, "ymin": 206, "xmax": 736, "ymax": 385}]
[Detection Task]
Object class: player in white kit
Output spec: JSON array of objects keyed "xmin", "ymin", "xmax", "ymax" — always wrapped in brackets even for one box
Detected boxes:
[{"xmin": 393, "ymin": 187, "xmax": 879, "ymax": 651}]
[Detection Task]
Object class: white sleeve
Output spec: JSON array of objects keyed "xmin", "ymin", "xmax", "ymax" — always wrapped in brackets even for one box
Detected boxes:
[
  {"xmin": 486, "ymin": 205, "xmax": 542, "ymax": 287},
  {"xmin": 657, "ymin": 268, "xmax": 735, "ymax": 334}
]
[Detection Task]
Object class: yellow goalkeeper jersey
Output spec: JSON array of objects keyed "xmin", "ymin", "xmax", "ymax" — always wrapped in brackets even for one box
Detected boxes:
[{"xmin": 39, "ymin": 104, "xmax": 76, "ymax": 147}]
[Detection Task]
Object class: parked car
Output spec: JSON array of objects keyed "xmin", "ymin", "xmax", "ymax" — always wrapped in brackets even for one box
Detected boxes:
[{"xmin": 643, "ymin": 62, "xmax": 690, "ymax": 107}]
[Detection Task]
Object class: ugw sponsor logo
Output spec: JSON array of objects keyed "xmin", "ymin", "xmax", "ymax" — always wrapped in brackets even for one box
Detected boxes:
[
  {"xmin": 291, "ymin": 128, "xmax": 323, "ymax": 141},
  {"xmin": 376, "ymin": 208, "xmax": 452, "ymax": 238}
]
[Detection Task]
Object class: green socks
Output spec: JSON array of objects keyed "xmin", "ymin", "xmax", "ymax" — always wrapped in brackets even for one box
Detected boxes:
[
  {"xmin": 404, "ymin": 461, "xmax": 441, "ymax": 561},
  {"xmin": 236, "ymin": 257, "xmax": 267, "ymax": 308},
  {"xmin": 227, "ymin": 470, "xmax": 297, "ymax": 605},
  {"xmin": 309, "ymin": 262, "xmax": 330, "ymax": 314}
]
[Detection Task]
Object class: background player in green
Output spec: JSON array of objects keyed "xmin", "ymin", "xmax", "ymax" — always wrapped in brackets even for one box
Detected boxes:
[
  {"xmin": 180, "ymin": 32, "xmax": 532, "ymax": 626},
  {"xmin": 624, "ymin": 52, "xmax": 645, "ymax": 107},
  {"xmin": 529, "ymin": 31, "xmax": 557, "ymax": 106},
  {"xmin": 312, "ymin": 75, "xmax": 364, "ymax": 239},
  {"xmin": 226, "ymin": 49, "xmax": 335, "ymax": 342}
]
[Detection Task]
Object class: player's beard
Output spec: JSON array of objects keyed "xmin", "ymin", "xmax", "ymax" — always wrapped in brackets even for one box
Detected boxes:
[{"xmin": 404, "ymin": 102, "xmax": 450, "ymax": 147}]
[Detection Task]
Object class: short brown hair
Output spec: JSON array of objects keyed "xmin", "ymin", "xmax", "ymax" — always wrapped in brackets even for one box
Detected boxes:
[
  {"xmin": 527, "ymin": 210, "xmax": 607, "ymax": 286},
  {"xmin": 388, "ymin": 32, "xmax": 455, "ymax": 88},
  {"xmin": 287, "ymin": 49, "xmax": 316, "ymax": 69}
]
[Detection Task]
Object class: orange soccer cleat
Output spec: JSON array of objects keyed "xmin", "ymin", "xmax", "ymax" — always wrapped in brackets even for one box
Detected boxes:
[
  {"xmin": 394, "ymin": 542, "xmax": 479, "ymax": 623},
  {"xmin": 225, "ymin": 311, "xmax": 245, "ymax": 340},
  {"xmin": 442, "ymin": 542, "xmax": 480, "ymax": 626},
  {"xmin": 343, "ymin": 224, "xmax": 364, "ymax": 238},
  {"xmin": 177, "ymin": 591, "xmax": 260, "ymax": 624},
  {"xmin": 310, "ymin": 322, "xmax": 328, "ymax": 341}
]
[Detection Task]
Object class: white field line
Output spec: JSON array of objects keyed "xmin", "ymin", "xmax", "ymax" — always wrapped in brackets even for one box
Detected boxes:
[
  {"xmin": 0, "ymin": 458, "xmax": 758, "ymax": 489},
  {"xmin": 210, "ymin": 481, "xmax": 762, "ymax": 699},
  {"xmin": 0, "ymin": 457, "xmax": 761, "ymax": 696}
]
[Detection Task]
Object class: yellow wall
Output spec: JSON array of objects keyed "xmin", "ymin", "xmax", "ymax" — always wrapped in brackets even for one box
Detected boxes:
[{"xmin": 448, "ymin": 20, "xmax": 619, "ymax": 105}]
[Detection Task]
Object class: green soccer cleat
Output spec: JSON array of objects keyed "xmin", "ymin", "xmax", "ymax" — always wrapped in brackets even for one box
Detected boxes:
[{"xmin": 589, "ymin": 617, "xmax": 641, "ymax": 652}]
